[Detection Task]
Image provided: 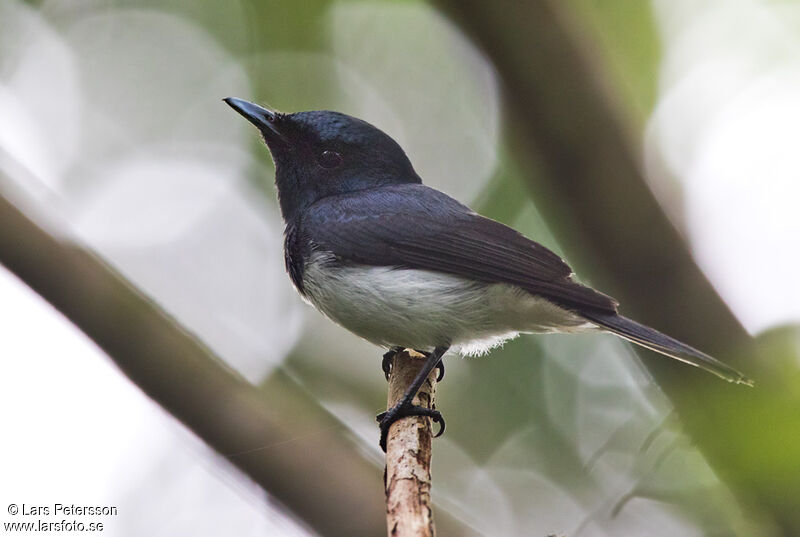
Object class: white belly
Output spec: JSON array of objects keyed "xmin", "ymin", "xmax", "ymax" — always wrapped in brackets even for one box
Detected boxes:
[{"xmin": 300, "ymin": 252, "xmax": 592, "ymax": 355}]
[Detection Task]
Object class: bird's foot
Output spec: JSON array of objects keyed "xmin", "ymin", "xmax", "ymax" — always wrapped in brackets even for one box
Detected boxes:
[
  {"xmin": 381, "ymin": 348, "xmax": 445, "ymax": 382},
  {"xmin": 376, "ymin": 403, "xmax": 445, "ymax": 452}
]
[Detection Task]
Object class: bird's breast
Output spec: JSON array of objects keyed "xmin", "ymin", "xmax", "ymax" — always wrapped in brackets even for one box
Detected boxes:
[{"xmin": 296, "ymin": 250, "xmax": 590, "ymax": 353}]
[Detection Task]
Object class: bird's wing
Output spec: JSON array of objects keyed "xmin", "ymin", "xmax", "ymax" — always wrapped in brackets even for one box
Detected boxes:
[{"xmin": 302, "ymin": 184, "xmax": 618, "ymax": 313}]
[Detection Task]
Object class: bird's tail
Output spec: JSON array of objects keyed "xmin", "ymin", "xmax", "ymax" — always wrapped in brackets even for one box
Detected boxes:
[{"xmin": 581, "ymin": 311, "xmax": 753, "ymax": 386}]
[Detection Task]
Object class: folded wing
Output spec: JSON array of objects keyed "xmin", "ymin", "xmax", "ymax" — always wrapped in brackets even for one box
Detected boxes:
[{"xmin": 302, "ymin": 184, "xmax": 618, "ymax": 314}]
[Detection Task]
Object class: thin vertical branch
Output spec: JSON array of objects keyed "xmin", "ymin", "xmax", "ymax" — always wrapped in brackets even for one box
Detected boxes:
[{"xmin": 384, "ymin": 350, "xmax": 438, "ymax": 537}]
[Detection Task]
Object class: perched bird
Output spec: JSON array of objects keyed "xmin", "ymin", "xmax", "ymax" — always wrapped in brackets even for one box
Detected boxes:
[{"xmin": 224, "ymin": 97, "xmax": 752, "ymax": 450}]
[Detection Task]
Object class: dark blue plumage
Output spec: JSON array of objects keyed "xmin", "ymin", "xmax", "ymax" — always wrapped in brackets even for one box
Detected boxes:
[{"xmin": 283, "ymin": 221, "xmax": 307, "ymax": 294}]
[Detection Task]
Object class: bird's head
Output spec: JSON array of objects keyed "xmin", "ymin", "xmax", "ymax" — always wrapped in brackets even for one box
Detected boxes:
[{"xmin": 224, "ymin": 97, "xmax": 421, "ymax": 221}]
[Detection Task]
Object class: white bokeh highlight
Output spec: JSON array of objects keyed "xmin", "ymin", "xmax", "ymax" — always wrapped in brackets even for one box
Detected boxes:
[
  {"xmin": 647, "ymin": 0, "xmax": 800, "ymax": 333},
  {"xmin": 329, "ymin": 2, "xmax": 500, "ymax": 203}
]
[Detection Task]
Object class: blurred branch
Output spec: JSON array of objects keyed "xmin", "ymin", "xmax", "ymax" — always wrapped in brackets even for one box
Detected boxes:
[
  {"xmin": 0, "ymin": 189, "xmax": 383, "ymax": 536},
  {"xmin": 435, "ymin": 0, "xmax": 800, "ymax": 533},
  {"xmin": 384, "ymin": 351, "xmax": 437, "ymax": 537}
]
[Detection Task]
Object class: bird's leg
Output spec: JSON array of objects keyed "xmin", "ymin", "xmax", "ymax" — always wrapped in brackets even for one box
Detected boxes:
[
  {"xmin": 382, "ymin": 347, "xmax": 445, "ymax": 382},
  {"xmin": 376, "ymin": 345, "xmax": 448, "ymax": 451}
]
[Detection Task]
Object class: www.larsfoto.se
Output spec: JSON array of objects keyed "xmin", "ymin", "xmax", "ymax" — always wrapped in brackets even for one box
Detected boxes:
[{"xmin": 4, "ymin": 520, "xmax": 105, "ymax": 532}]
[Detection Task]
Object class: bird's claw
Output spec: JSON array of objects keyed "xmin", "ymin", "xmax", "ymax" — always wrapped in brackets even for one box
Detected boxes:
[
  {"xmin": 434, "ymin": 359, "xmax": 445, "ymax": 382},
  {"xmin": 418, "ymin": 350, "xmax": 446, "ymax": 382},
  {"xmin": 376, "ymin": 404, "xmax": 445, "ymax": 452},
  {"xmin": 381, "ymin": 349, "xmax": 398, "ymax": 381}
]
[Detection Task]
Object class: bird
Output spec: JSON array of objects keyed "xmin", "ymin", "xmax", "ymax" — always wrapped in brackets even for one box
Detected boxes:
[{"xmin": 223, "ymin": 97, "xmax": 752, "ymax": 451}]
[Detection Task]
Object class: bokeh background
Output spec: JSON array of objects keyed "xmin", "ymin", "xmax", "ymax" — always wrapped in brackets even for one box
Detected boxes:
[{"xmin": 1, "ymin": 0, "xmax": 799, "ymax": 536}]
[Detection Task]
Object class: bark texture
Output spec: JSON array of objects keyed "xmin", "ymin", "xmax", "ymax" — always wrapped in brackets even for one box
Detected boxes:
[{"xmin": 384, "ymin": 350, "xmax": 438, "ymax": 537}]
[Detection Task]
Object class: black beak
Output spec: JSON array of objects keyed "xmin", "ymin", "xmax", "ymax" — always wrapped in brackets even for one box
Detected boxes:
[{"xmin": 223, "ymin": 97, "xmax": 291, "ymax": 146}]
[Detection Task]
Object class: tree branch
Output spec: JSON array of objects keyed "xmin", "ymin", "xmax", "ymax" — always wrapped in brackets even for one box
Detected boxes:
[{"xmin": 384, "ymin": 350, "xmax": 437, "ymax": 537}]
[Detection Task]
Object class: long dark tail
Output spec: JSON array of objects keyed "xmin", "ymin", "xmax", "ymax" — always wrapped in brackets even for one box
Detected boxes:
[{"xmin": 582, "ymin": 311, "xmax": 753, "ymax": 386}]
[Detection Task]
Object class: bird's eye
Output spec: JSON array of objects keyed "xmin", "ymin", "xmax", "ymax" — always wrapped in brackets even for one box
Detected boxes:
[{"xmin": 318, "ymin": 150, "xmax": 342, "ymax": 169}]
